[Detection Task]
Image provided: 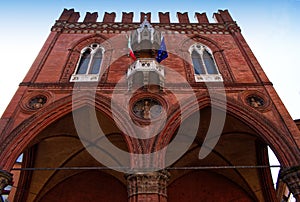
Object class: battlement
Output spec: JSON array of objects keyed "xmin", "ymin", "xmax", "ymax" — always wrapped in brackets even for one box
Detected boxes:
[
  {"xmin": 57, "ymin": 8, "xmax": 235, "ymax": 24},
  {"xmin": 52, "ymin": 9, "xmax": 240, "ymax": 34}
]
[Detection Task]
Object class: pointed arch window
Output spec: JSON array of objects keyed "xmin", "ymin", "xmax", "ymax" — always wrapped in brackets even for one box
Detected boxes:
[
  {"xmin": 191, "ymin": 50, "xmax": 205, "ymax": 74},
  {"xmin": 190, "ymin": 44, "xmax": 222, "ymax": 82},
  {"xmin": 70, "ymin": 43, "xmax": 104, "ymax": 82}
]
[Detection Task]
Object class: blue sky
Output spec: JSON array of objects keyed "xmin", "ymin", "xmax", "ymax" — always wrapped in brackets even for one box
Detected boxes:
[{"xmin": 0, "ymin": 0, "xmax": 299, "ymax": 120}]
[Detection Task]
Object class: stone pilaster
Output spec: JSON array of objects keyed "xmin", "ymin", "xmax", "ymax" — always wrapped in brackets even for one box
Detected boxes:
[
  {"xmin": 0, "ymin": 170, "xmax": 12, "ymax": 195},
  {"xmin": 126, "ymin": 170, "xmax": 170, "ymax": 202},
  {"xmin": 279, "ymin": 166, "xmax": 300, "ymax": 201}
]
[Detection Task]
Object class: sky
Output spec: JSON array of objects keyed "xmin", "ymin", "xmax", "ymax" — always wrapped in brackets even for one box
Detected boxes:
[{"xmin": 0, "ymin": 0, "xmax": 299, "ymax": 200}]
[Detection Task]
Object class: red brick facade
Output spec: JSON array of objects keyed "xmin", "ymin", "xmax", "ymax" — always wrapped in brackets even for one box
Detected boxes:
[{"xmin": 1, "ymin": 9, "xmax": 300, "ymax": 201}]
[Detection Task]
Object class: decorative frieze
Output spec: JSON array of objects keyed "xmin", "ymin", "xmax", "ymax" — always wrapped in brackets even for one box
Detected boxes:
[{"xmin": 51, "ymin": 21, "xmax": 239, "ymax": 35}]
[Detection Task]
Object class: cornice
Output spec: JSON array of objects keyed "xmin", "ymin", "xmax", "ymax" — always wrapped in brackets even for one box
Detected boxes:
[
  {"xmin": 51, "ymin": 21, "xmax": 240, "ymax": 35},
  {"xmin": 19, "ymin": 81, "xmax": 272, "ymax": 89}
]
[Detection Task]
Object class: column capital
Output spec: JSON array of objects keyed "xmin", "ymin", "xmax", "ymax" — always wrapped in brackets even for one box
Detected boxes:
[
  {"xmin": 0, "ymin": 170, "xmax": 13, "ymax": 194},
  {"xmin": 126, "ymin": 170, "xmax": 170, "ymax": 197},
  {"xmin": 279, "ymin": 166, "xmax": 300, "ymax": 196}
]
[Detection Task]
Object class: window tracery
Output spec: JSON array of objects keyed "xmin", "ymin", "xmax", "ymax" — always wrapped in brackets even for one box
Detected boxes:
[
  {"xmin": 70, "ymin": 43, "xmax": 104, "ymax": 82},
  {"xmin": 189, "ymin": 44, "xmax": 222, "ymax": 82}
]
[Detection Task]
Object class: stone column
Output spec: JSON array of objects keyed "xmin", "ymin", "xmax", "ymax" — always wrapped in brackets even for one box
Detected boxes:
[
  {"xmin": 279, "ymin": 166, "xmax": 300, "ymax": 202},
  {"xmin": 126, "ymin": 170, "xmax": 170, "ymax": 202},
  {"xmin": 0, "ymin": 170, "xmax": 12, "ymax": 195}
]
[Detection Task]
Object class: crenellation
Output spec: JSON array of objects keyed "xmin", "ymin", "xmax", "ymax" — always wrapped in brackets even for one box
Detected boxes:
[
  {"xmin": 213, "ymin": 13, "xmax": 223, "ymax": 23},
  {"xmin": 195, "ymin": 12, "xmax": 209, "ymax": 23},
  {"xmin": 58, "ymin": 8, "xmax": 75, "ymax": 21},
  {"xmin": 140, "ymin": 12, "xmax": 151, "ymax": 22},
  {"xmin": 213, "ymin": 10, "xmax": 234, "ymax": 24},
  {"xmin": 122, "ymin": 12, "xmax": 134, "ymax": 23},
  {"xmin": 158, "ymin": 12, "xmax": 170, "ymax": 23},
  {"xmin": 83, "ymin": 12, "xmax": 98, "ymax": 23},
  {"xmin": 55, "ymin": 9, "xmax": 237, "ymax": 24},
  {"xmin": 68, "ymin": 11, "xmax": 80, "ymax": 23},
  {"xmin": 218, "ymin": 10, "xmax": 234, "ymax": 23},
  {"xmin": 103, "ymin": 12, "xmax": 116, "ymax": 23},
  {"xmin": 177, "ymin": 12, "xmax": 190, "ymax": 23}
]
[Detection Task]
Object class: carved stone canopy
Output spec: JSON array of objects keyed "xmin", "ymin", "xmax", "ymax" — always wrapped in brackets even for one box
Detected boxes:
[{"xmin": 130, "ymin": 17, "xmax": 162, "ymax": 54}]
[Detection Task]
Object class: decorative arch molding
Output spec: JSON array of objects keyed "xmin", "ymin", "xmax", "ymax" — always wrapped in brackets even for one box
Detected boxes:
[
  {"xmin": 1, "ymin": 92, "xmax": 299, "ymax": 170},
  {"xmin": 59, "ymin": 34, "xmax": 113, "ymax": 83},
  {"xmin": 178, "ymin": 34, "xmax": 234, "ymax": 83},
  {"xmin": 154, "ymin": 93, "xmax": 300, "ymax": 167},
  {"xmin": 0, "ymin": 92, "xmax": 135, "ymax": 170},
  {"xmin": 70, "ymin": 34, "xmax": 111, "ymax": 52},
  {"xmin": 182, "ymin": 35, "xmax": 222, "ymax": 52}
]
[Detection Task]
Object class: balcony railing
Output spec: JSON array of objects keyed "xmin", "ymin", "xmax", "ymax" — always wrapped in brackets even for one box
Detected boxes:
[
  {"xmin": 127, "ymin": 59, "xmax": 164, "ymax": 78},
  {"xmin": 194, "ymin": 74, "xmax": 223, "ymax": 82}
]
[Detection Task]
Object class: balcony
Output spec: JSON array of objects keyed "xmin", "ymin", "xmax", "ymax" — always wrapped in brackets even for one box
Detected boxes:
[
  {"xmin": 127, "ymin": 59, "xmax": 165, "ymax": 91},
  {"xmin": 127, "ymin": 59, "xmax": 164, "ymax": 78}
]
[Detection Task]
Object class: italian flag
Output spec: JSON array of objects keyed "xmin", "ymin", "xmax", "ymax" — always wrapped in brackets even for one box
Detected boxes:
[{"xmin": 127, "ymin": 36, "xmax": 137, "ymax": 61}]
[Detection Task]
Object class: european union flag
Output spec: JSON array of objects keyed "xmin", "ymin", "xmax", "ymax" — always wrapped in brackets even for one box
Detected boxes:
[{"xmin": 156, "ymin": 37, "xmax": 168, "ymax": 63}]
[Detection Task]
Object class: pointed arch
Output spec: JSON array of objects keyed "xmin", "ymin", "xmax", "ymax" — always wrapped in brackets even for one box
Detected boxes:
[
  {"xmin": 191, "ymin": 50, "xmax": 205, "ymax": 74},
  {"xmin": 59, "ymin": 34, "xmax": 112, "ymax": 83},
  {"xmin": 180, "ymin": 34, "xmax": 234, "ymax": 83},
  {"xmin": 154, "ymin": 93, "xmax": 300, "ymax": 167},
  {"xmin": 203, "ymin": 48, "xmax": 218, "ymax": 74},
  {"xmin": 76, "ymin": 48, "xmax": 91, "ymax": 74},
  {"xmin": 70, "ymin": 43, "xmax": 105, "ymax": 82},
  {"xmin": 189, "ymin": 43, "xmax": 220, "ymax": 78},
  {"xmin": 0, "ymin": 93, "xmax": 135, "ymax": 170},
  {"xmin": 89, "ymin": 47, "xmax": 103, "ymax": 74}
]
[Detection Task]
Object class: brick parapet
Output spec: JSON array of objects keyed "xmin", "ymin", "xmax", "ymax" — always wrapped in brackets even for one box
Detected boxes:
[
  {"xmin": 56, "ymin": 9, "xmax": 236, "ymax": 23},
  {"xmin": 52, "ymin": 9, "xmax": 241, "ymax": 35}
]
